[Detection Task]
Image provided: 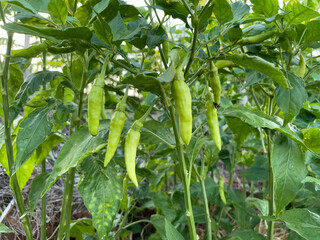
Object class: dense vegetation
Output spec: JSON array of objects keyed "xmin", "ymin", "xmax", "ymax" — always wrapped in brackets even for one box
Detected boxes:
[{"xmin": 1, "ymin": 0, "xmax": 320, "ymax": 239}]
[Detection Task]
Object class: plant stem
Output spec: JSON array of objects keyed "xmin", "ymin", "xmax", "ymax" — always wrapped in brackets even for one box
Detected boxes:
[
  {"xmin": 158, "ymin": 45, "xmax": 168, "ymax": 69},
  {"xmin": 0, "ymin": 8, "xmax": 34, "ymax": 237},
  {"xmin": 227, "ymin": 145, "xmax": 235, "ymax": 193},
  {"xmin": 185, "ymin": 5, "xmax": 199, "ymax": 76},
  {"xmin": 41, "ymin": 160, "xmax": 47, "ymax": 240},
  {"xmin": 242, "ymin": 165, "xmax": 246, "ymax": 197},
  {"xmin": 267, "ymin": 96, "xmax": 274, "ymax": 240},
  {"xmin": 200, "ymin": 178, "xmax": 212, "ymax": 240},
  {"xmin": 266, "ymin": 130, "xmax": 274, "ymax": 240},
  {"xmin": 57, "ymin": 168, "xmax": 76, "ymax": 240},
  {"xmin": 251, "ymin": 86, "xmax": 261, "ymax": 111},
  {"xmin": 40, "ymin": 48, "xmax": 47, "ymax": 240},
  {"xmin": 168, "ymin": 105, "xmax": 198, "ymax": 240},
  {"xmin": 194, "ymin": 160, "xmax": 212, "ymax": 240},
  {"xmin": 57, "ymin": 54, "xmax": 88, "ymax": 240}
]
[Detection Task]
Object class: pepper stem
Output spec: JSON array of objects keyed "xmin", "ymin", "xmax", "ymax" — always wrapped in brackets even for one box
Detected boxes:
[
  {"xmin": 116, "ymin": 85, "xmax": 129, "ymax": 112},
  {"xmin": 137, "ymin": 99, "xmax": 157, "ymax": 123},
  {"xmin": 95, "ymin": 59, "xmax": 108, "ymax": 87}
]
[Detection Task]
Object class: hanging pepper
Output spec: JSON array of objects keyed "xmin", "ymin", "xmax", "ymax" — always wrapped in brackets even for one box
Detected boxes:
[
  {"xmin": 88, "ymin": 60, "xmax": 108, "ymax": 136},
  {"xmin": 125, "ymin": 101, "xmax": 155, "ymax": 187},
  {"xmin": 104, "ymin": 87, "xmax": 128, "ymax": 167},
  {"xmin": 172, "ymin": 66, "xmax": 192, "ymax": 145},
  {"xmin": 296, "ymin": 52, "xmax": 306, "ymax": 78},
  {"xmin": 204, "ymin": 89, "xmax": 221, "ymax": 150},
  {"xmin": 208, "ymin": 61, "xmax": 221, "ymax": 105}
]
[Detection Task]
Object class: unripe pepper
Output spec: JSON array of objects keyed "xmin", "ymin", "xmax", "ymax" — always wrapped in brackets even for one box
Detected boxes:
[
  {"xmin": 205, "ymin": 91, "xmax": 221, "ymax": 150},
  {"xmin": 124, "ymin": 101, "xmax": 155, "ymax": 187},
  {"xmin": 104, "ymin": 87, "xmax": 128, "ymax": 167},
  {"xmin": 208, "ymin": 62, "xmax": 221, "ymax": 105},
  {"xmin": 172, "ymin": 67, "xmax": 192, "ymax": 145},
  {"xmin": 219, "ymin": 176, "xmax": 226, "ymax": 204},
  {"xmin": 296, "ymin": 52, "xmax": 305, "ymax": 78},
  {"xmin": 238, "ymin": 29, "xmax": 275, "ymax": 45},
  {"xmin": 88, "ymin": 60, "xmax": 108, "ymax": 136}
]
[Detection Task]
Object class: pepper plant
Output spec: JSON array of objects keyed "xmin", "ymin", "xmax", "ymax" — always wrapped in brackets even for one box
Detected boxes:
[{"xmin": 1, "ymin": 0, "xmax": 320, "ymax": 239}]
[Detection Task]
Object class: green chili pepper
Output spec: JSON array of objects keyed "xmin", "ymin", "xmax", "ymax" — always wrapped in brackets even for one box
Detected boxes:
[
  {"xmin": 296, "ymin": 52, "xmax": 305, "ymax": 78},
  {"xmin": 162, "ymin": 40, "xmax": 169, "ymax": 63},
  {"xmin": 238, "ymin": 30, "xmax": 275, "ymax": 45},
  {"xmin": 205, "ymin": 91, "xmax": 221, "ymax": 150},
  {"xmin": 208, "ymin": 62, "xmax": 221, "ymax": 105},
  {"xmin": 172, "ymin": 67, "xmax": 192, "ymax": 145},
  {"xmin": 124, "ymin": 101, "xmax": 155, "ymax": 187},
  {"xmin": 88, "ymin": 60, "xmax": 108, "ymax": 136},
  {"xmin": 104, "ymin": 87, "xmax": 128, "ymax": 167},
  {"xmin": 219, "ymin": 176, "xmax": 226, "ymax": 204}
]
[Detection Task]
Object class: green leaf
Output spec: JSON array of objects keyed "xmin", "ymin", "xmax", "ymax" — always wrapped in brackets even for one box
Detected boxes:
[
  {"xmin": 154, "ymin": 0, "xmax": 189, "ymax": 24},
  {"xmin": 0, "ymin": 223, "xmax": 13, "ymax": 233},
  {"xmin": 151, "ymin": 214, "xmax": 167, "ymax": 239},
  {"xmin": 157, "ymin": 63, "xmax": 175, "ymax": 83},
  {"xmin": 0, "ymin": 142, "xmax": 36, "ymax": 190},
  {"xmin": 10, "ymin": 71, "xmax": 64, "ymax": 122},
  {"xmin": 25, "ymin": 0, "xmax": 50, "ymax": 13},
  {"xmin": 243, "ymin": 69, "xmax": 266, "ymax": 88},
  {"xmin": 218, "ymin": 54, "xmax": 290, "ymax": 90},
  {"xmin": 78, "ymin": 157, "xmax": 122, "ymax": 239},
  {"xmin": 2, "ymin": 0, "xmax": 39, "ymax": 15},
  {"xmin": 275, "ymin": 72, "xmax": 308, "ymax": 125},
  {"xmin": 34, "ymin": 133, "xmax": 65, "ymax": 166},
  {"xmin": 2, "ymin": 23, "xmax": 92, "ymax": 42},
  {"xmin": 284, "ymin": 0, "xmax": 320, "ymax": 24},
  {"xmin": 243, "ymin": 155, "xmax": 268, "ymax": 181},
  {"xmin": 302, "ymin": 176, "xmax": 320, "ymax": 186},
  {"xmin": 226, "ymin": 117, "xmax": 258, "ymax": 147},
  {"xmin": 41, "ymin": 120, "xmax": 109, "ymax": 196},
  {"xmin": 48, "ymin": 0, "xmax": 68, "ymax": 25},
  {"xmin": 28, "ymin": 172, "xmax": 49, "ymax": 216},
  {"xmin": 305, "ymin": 20, "xmax": 320, "ymax": 43},
  {"xmin": 122, "ymin": 74, "xmax": 161, "ymax": 96},
  {"xmin": 164, "ymin": 218, "xmax": 184, "ymax": 240},
  {"xmin": 147, "ymin": 26, "xmax": 168, "ymax": 49},
  {"xmin": 236, "ymin": 150, "xmax": 254, "ymax": 167},
  {"xmin": 279, "ymin": 209, "xmax": 320, "ymax": 240},
  {"xmin": 75, "ymin": 3, "xmax": 92, "ymax": 26},
  {"xmin": 302, "ymin": 127, "xmax": 320, "ymax": 153},
  {"xmin": 14, "ymin": 105, "xmax": 53, "ymax": 173},
  {"xmin": 150, "ymin": 192, "xmax": 177, "ymax": 222},
  {"xmin": 150, "ymin": 214, "xmax": 184, "ymax": 240},
  {"xmin": 108, "ymin": 11, "xmax": 128, "ymax": 42},
  {"xmin": 230, "ymin": 228, "xmax": 265, "ymax": 240},
  {"xmin": 245, "ymin": 197, "xmax": 269, "ymax": 216},
  {"xmin": 198, "ymin": 2, "xmax": 214, "ymax": 29},
  {"xmin": 251, "ymin": 0, "xmax": 278, "ymax": 17},
  {"xmin": 186, "ymin": 136, "xmax": 207, "ymax": 164},
  {"xmin": 140, "ymin": 120, "xmax": 175, "ymax": 146},
  {"xmin": 231, "ymin": 1, "xmax": 250, "ymax": 22},
  {"xmin": 213, "ymin": 0, "xmax": 234, "ymax": 25},
  {"xmin": 93, "ymin": 14, "xmax": 113, "ymax": 47},
  {"xmin": 271, "ymin": 136, "xmax": 307, "ymax": 215},
  {"xmin": 219, "ymin": 105, "xmax": 305, "ymax": 147},
  {"xmin": 70, "ymin": 218, "xmax": 96, "ymax": 240}
]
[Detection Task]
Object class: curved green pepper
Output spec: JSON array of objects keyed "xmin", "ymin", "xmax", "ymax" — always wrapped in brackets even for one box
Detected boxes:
[
  {"xmin": 124, "ymin": 101, "xmax": 155, "ymax": 187},
  {"xmin": 172, "ymin": 67, "xmax": 192, "ymax": 145},
  {"xmin": 88, "ymin": 60, "xmax": 108, "ymax": 136},
  {"xmin": 296, "ymin": 52, "xmax": 305, "ymax": 78},
  {"xmin": 104, "ymin": 89, "xmax": 128, "ymax": 167},
  {"xmin": 208, "ymin": 62, "xmax": 221, "ymax": 105}
]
